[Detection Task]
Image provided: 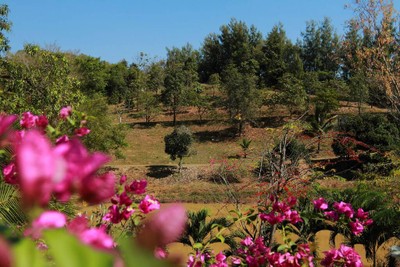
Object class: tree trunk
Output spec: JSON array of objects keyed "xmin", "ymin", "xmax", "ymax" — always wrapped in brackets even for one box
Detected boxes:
[
  {"xmin": 173, "ymin": 108, "xmax": 177, "ymax": 126},
  {"xmin": 178, "ymin": 157, "xmax": 183, "ymax": 173}
]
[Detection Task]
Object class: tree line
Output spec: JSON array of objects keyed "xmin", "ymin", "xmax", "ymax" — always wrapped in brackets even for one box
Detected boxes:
[{"xmin": 0, "ymin": 0, "xmax": 399, "ymax": 141}]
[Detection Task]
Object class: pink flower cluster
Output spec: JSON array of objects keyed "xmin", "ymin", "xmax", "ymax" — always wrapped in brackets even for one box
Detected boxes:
[
  {"xmin": 102, "ymin": 176, "xmax": 160, "ymax": 224},
  {"xmin": 25, "ymin": 211, "xmax": 114, "ymax": 251},
  {"xmin": 235, "ymin": 236, "xmax": 314, "ymax": 267},
  {"xmin": 259, "ymin": 197, "xmax": 302, "ymax": 225},
  {"xmin": 9, "ymin": 130, "xmax": 115, "ymax": 206},
  {"xmin": 20, "ymin": 112, "xmax": 48, "ymax": 129},
  {"xmin": 313, "ymin": 198, "xmax": 373, "ymax": 235},
  {"xmin": 321, "ymin": 245, "xmax": 362, "ymax": 267},
  {"xmin": 187, "ymin": 251, "xmax": 212, "ymax": 267}
]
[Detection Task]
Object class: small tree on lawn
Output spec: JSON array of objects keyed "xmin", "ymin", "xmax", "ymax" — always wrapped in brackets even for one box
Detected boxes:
[{"xmin": 164, "ymin": 126, "xmax": 193, "ymax": 172}]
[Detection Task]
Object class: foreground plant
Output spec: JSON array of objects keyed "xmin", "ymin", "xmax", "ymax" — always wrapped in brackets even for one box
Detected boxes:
[{"xmin": 0, "ymin": 109, "xmax": 187, "ymax": 267}]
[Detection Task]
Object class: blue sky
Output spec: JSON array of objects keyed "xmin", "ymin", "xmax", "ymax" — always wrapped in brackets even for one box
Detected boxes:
[{"xmin": 4, "ymin": 1, "xmax": 398, "ymax": 63}]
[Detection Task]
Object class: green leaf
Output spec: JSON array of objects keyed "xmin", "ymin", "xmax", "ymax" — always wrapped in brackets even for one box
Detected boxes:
[
  {"xmin": 277, "ymin": 244, "xmax": 289, "ymax": 252},
  {"xmin": 44, "ymin": 229, "xmax": 114, "ymax": 267},
  {"xmin": 13, "ymin": 238, "xmax": 47, "ymax": 267},
  {"xmin": 216, "ymin": 234, "xmax": 225, "ymax": 243},
  {"xmin": 192, "ymin": 243, "xmax": 203, "ymax": 250}
]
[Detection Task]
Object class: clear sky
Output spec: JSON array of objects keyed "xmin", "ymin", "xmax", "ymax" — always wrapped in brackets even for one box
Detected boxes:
[{"xmin": 4, "ymin": 1, "xmax": 399, "ymax": 63}]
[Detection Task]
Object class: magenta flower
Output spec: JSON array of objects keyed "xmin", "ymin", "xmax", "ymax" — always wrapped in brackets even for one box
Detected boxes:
[
  {"xmin": 119, "ymin": 174, "xmax": 127, "ymax": 185},
  {"xmin": 75, "ymin": 127, "xmax": 91, "ymax": 137},
  {"xmin": 78, "ymin": 227, "xmax": 115, "ymax": 251},
  {"xmin": 139, "ymin": 195, "xmax": 160, "ymax": 214},
  {"xmin": 25, "ymin": 211, "xmax": 67, "ymax": 239},
  {"xmin": 141, "ymin": 204, "xmax": 186, "ymax": 247},
  {"xmin": 127, "ymin": 179, "xmax": 147, "ymax": 194},
  {"xmin": 284, "ymin": 209, "xmax": 302, "ymax": 224},
  {"xmin": 55, "ymin": 135, "xmax": 69, "ymax": 144},
  {"xmin": 349, "ymin": 219, "xmax": 364, "ymax": 236},
  {"xmin": 355, "ymin": 208, "xmax": 369, "ymax": 220},
  {"xmin": 259, "ymin": 211, "xmax": 285, "ymax": 225},
  {"xmin": 15, "ymin": 130, "xmax": 65, "ymax": 206},
  {"xmin": 20, "ymin": 112, "xmax": 38, "ymax": 129},
  {"xmin": 333, "ymin": 202, "xmax": 354, "ymax": 218},
  {"xmin": 324, "ymin": 211, "xmax": 339, "ymax": 221},
  {"xmin": 59, "ymin": 106, "xmax": 72, "ymax": 119},
  {"xmin": 2, "ymin": 163, "xmax": 17, "ymax": 184},
  {"xmin": 154, "ymin": 247, "xmax": 168, "ymax": 259},
  {"xmin": 79, "ymin": 172, "xmax": 115, "ymax": 205},
  {"xmin": 36, "ymin": 115, "xmax": 49, "ymax": 128},
  {"xmin": 321, "ymin": 245, "xmax": 362, "ymax": 267},
  {"xmin": 313, "ymin": 197, "xmax": 329, "ymax": 210}
]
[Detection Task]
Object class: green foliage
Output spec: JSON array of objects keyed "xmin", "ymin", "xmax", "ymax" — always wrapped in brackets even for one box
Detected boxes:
[
  {"xmin": 72, "ymin": 54, "xmax": 109, "ymax": 97},
  {"xmin": 164, "ymin": 126, "xmax": 193, "ymax": 170},
  {"xmin": 163, "ymin": 44, "xmax": 199, "ymax": 125},
  {"xmin": 137, "ymin": 91, "xmax": 161, "ymax": 123},
  {"xmin": 199, "ymin": 18, "xmax": 262, "ymax": 82},
  {"xmin": 0, "ymin": 180, "xmax": 27, "ymax": 233},
  {"xmin": 79, "ymin": 95, "xmax": 127, "ymax": 158},
  {"xmin": 0, "ymin": 45, "xmax": 84, "ymax": 122},
  {"xmin": 300, "ymin": 17, "xmax": 340, "ymax": 73},
  {"xmin": 337, "ymin": 113, "xmax": 400, "ymax": 151},
  {"xmin": 179, "ymin": 209, "xmax": 239, "ymax": 253},
  {"xmin": 105, "ymin": 60, "xmax": 129, "ymax": 104},
  {"xmin": 276, "ymin": 73, "xmax": 308, "ymax": 115},
  {"xmin": 221, "ymin": 64, "xmax": 261, "ymax": 133},
  {"xmin": 0, "ymin": 4, "xmax": 11, "ymax": 56}
]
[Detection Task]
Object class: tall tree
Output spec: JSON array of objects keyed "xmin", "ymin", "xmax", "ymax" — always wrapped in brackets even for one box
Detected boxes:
[
  {"xmin": 349, "ymin": 0, "xmax": 400, "ymax": 115},
  {"xmin": 0, "ymin": 4, "xmax": 11, "ymax": 56},
  {"xmin": 300, "ymin": 18, "xmax": 340, "ymax": 74},
  {"xmin": 222, "ymin": 64, "xmax": 261, "ymax": 134},
  {"xmin": 199, "ymin": 19, "xmax": 263, "ymax": 82},
  {"xmin": 0, "ymin": 45, "xmax": 83, "ymax": 121},
  {"xmin": 162, "ymin": 44, "xmax": 199, "ymax": 126},
  {"xmin": 105, "ymin": 60, "xmax": 129, "ymax": 104}
]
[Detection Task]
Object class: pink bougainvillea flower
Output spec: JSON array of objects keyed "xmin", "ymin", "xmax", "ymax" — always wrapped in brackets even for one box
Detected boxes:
[
  {"xmin": 284, "ymin": 209, "xmax": 302, "ymax": 224},
  {"xmin": 321, "ymin": 245, "xmax": 362, "ymax": 267},
  {"xmin": 139, "ymin": 195, "xmax": 160, "ymax": 214},
  {"xmin": 333, "ymin": 202, "xmax": 354, "ymax": 218},
  {"xmin": 127, "ymin": 179, "xmax": 147, "ymax": 194},
  {"xmin": 20, "ymin": 112, "xmax": 38, "ymax": 129},
  {"xmin": 313, "ymin": 197, "xmax": 329, "ymax": 210},
  {"xmin": 55, "ymin": 135, "xmax": 69, "ymax": 145},
  {"xmin": 36, "ymin": 115, "xmax": 49, "ymax": 129},
  {"xmin": 2, "ymin": 162, "xmax": 18, "ymax": 184},
  {"xmin": 355, "ymin": 208, "xmax": 369, "ymax": 220},
  {"xmin": 154, "ymin": 247, "xmax": 168, "ymax": 259},
  {"xmin": 259, "ymin": 211, "xmax": 285, "ymax": 225},
  {"xmin": 67, "ymin": 215, "xmax": 90, "ymax": 235},
  {"xmin": 102, "ymin": 205, "xmax": 122, "ymax": 224},
  {"xmin": 59, "ymin": 106, "xmax": 72, "ymax": 119},
  {"xmin": 324, "ymin": 211, "xmax": 339, "ymax": 221},
  {"xmin": 79, "ymin": 172, "xmax": 115, "ymax": 205},
  {"xmin": 78, "ymin": 226, "xmax": 115, "ymax": 251},
  {"xmin": 138, "ymin": 204, "xmax": 186, "ymax": 250},
  {"xmin": 75, "ymin": 127, "xmax": 91, "ymax": 137},
  {"xmin": 15, "ymin": 130, "xmax": 65, "ymax": 206},
  {"xmin": 349, "ymin": 219, "xmax": 364, "ymax": 236},
  {"xmin": 25, "ymin": 211, "xmax": 67, "ymax": 239},
  {"xmin": 119, "ymin": 174, "xmax": 127, "ymax": 185},
  {"xmin": 0, "ymin": 114, "xmax": 17, "ymax": 139},
  {"xmin": 240, "ymin": 236, "xmax": 254, "ymax": 247}
]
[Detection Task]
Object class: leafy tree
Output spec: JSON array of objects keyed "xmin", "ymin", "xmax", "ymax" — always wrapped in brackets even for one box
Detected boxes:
[
  {"xmin": 0, "ymin": 45, "xmax": 83, "ymax": 121},
  {"xmin": 105, "ymin": 60, "xmax": 129, "ymax": 104},
  {"xmin": 259, "ymin": 23, "xmax": 303, "ymax": 87},
  {"xmin": 72, "ymin": 54, "xmax": 109, "ymax": 96},
  {"xmin": 80, "ymin": 94, "xmax": 127, "ymax": 158},
  {"xmin": 0, "ymin": 4, "xmax": 11, "ymax": 56},
  {"xmin": 349, "ymin": 71, "xmax": 369, "ymax": 114},
  {"xmin": 164, "ymin": 125, "xmax": 193, "ymax": 172},
  {"xmin": 221, "ymin": 64, "xmax": 261, "ymax": 135},
  {"xmin": 349, "ymin": 0, "xmax": 400, "ymax": 115},
  {"xmin": 300, "ymin": 17, "xmax": 340, "ymax": 73},
  {"xmin": 276, "ymin": 73, "xmax": 308, "ymax": 115},
  {"xmin": 199, "ymin": 19, "xmax": 262, "ymax": 82},
  {"xmin": 137, "ymin": 91, "xmax": 160, "ymax": 123},
  {"xmin": 162, "ymin": 44, "xmax": 199, "ymax": 126},
  {"xmin": 146, "ymin": 61, "xmax": 164, "ymax": 94}
]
